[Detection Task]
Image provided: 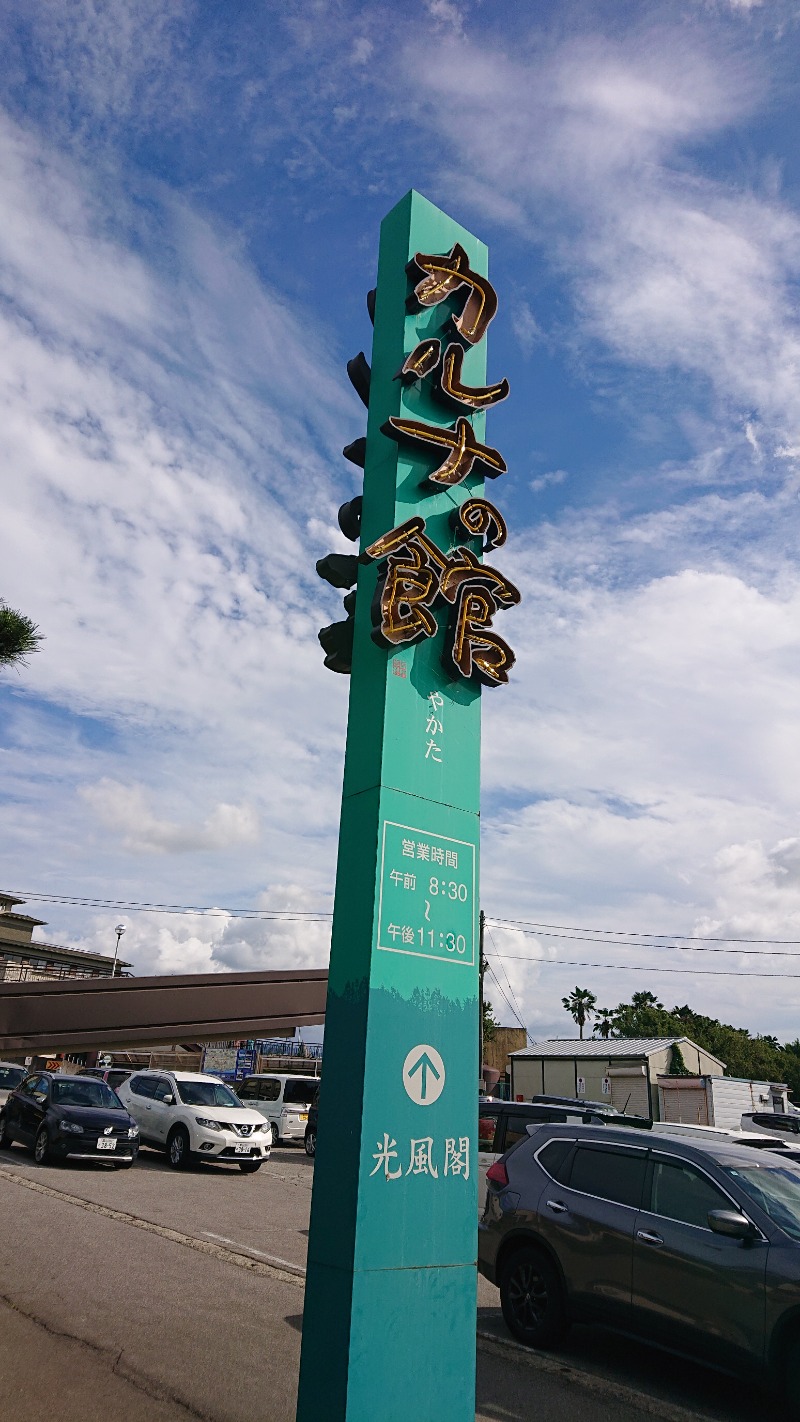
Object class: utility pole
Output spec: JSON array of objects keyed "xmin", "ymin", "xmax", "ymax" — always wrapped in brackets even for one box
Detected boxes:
[{"xmin": 478, "ymin": 909, "xmax": 486, "ymax": 1094}]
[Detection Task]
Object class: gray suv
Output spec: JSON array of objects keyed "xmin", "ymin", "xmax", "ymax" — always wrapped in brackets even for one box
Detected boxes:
[{"xmin": 479, "ymin": 1123, "xmax": 800, "ymax": 1410}]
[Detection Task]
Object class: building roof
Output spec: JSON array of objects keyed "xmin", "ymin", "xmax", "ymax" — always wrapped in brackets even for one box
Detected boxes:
[
  {"xmin": 511, "ymin": 1036, "xmax": 724, "ymax": 1066},
  {"xmin": 0, "ymin": 890, "xmax": 130, "ymax": 969},
  {"xmin": 3, "ymin": 938, "xmax": 132, "ymax": 968},
  {"xmin": 0, "ymin": 909, "xmax": 47, "ymax": 929}
]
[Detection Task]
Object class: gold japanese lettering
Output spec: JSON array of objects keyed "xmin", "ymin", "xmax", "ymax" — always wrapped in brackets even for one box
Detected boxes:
[
  {"xmin": 438, "ymin": 343, "xmax": 509, "ymax": 411},
  {"xmin": 407, "ymin": 243, "xmax": 498, "ymax": 345},
  {"xmin": 397, "ymin": 338, "xmax": 441, "ymax": 383},
  {"xmin": 382, "ymin": 415, "xmax": 507, "ymax": 487},
  {"xmin": 363, "ymin": 517, "xmax": 519, "ymax": 682},
  {"xmin": 443, "ymin": 587, "xmax": 517, "ymax": 688},
  {"xmin": 397, "ymin": 339, "xmax": 509, "ymax": 412},
  {"xmin": 449, "ymin": 497, "xmax": 508, "ymax": 553},
  {"xmin": 363, "ymin": 518, "xmax": 446, "ymax": 648}
]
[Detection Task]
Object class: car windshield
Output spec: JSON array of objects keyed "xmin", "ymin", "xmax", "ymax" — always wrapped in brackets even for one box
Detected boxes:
[
  {"xmin": 722, "ymin": 1162, "xmax": 800, "ymax": 1242},
  {"xmin": 0, "ymin": 1067, "xmax": 25, "ymax": 1088},
  {"xmin": 175, "ymin": 1080, "xmax": 243, "ymax": 1109},
  {"xmin": 283, "ymin": 1080, "xmax": 318, "ymax": 1105},
  {"xmin": 53, "ymin": 1080, "xmax": 122, "ymax": 1110}
]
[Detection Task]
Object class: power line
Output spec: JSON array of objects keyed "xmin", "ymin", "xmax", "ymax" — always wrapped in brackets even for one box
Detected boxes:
[
  {"xmin": 11, "ymin": 891, "xmax": 332, "ymax": 922},
  {"xmin": 485, "ymin": 923, "xmax": 532, "ymax": 1043},
  {"xmin": 484, "ymin": 961, "xmax": 519, "ymax": 1025},
  {"xmin": 485, "ymin": 920, "xmax": 800, "ymax": 958},
  {"xmin": 489, "ymin": 915, "xmax": 800, "ymax": 947},
  {"xmin": 14, "ymin": 890, "xmax": 800, "ymax": 975},
  {"xmin": 485, "ymin": 950, "xmax": 800, "ymax": 981}
]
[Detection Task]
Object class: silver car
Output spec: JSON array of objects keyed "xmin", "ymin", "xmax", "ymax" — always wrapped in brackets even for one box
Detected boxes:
[
  {"xmin": 0, "ymin": 1061, "xmax": 27, "ymax": 1110},
  {"xmin": 479, "ymin": 1122, "xmax": 800, "ymax": 1413}
]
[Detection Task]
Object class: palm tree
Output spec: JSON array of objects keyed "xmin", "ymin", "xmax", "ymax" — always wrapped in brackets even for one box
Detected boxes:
[
  {"xmin": 630, "ymin": 991, "xmax": 663, "ymax": 1011},
  {"xmin": 0, "ymin": 602, "xmax": 43, "ymax": 669},
  {"xmin": 593, "ymin": 1007, "xmax": 615, "ymax": 1040},
  {"xmin": 561, "ymin": 986, "xmax": 597, "ymax": 1039}
]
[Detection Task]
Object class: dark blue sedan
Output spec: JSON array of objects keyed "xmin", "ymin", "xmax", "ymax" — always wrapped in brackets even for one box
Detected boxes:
[{"xmin": 0, "ymin": 1071, "xmax": 139, "ymax": 1167}]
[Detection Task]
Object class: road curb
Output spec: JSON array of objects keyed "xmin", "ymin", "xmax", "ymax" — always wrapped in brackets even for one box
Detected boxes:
[
  {"xmin": 0, "ymin": 1163, "xmax": 304, "ymax": 1287},
  {"xmin": 476, "ymin": 1329, "xmax": 722, "ymax": 1422}
]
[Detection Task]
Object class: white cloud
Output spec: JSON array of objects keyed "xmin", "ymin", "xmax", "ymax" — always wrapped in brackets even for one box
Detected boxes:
[
  {"xmin": 0, "ymin": 109, "xmax": 356, "ymax": 968},
  {"xmin": 407, "ymin": 24, "xmax": 800, "ymax": 459},
  {"xmin": 56, "ymin": 880, "xmax": 333, "ymax": 980},
  {"xmin": 511, "ymin": 301, "xmax": 542, "ymax": 356},
  {"xmin": 386, "ymin": 19, "xmax": 800, "ymax": 1035},
  {"xmin": 213, "ymin": 885, "xmax": 332, "ymax": 973},
  {"xmin": 79, "ymin": 779, "xmax": 259, "ymax": 854},
  {"xmin": 350, "ymin": 36, "xmax": 374, "ymax": 64},
  {"xmin": 530, "ymin": 468, "xmax": 568, "ymax": 494},
  {"xmin": 0, "ymin": 1, "xmax": 195, "ymax": 142},
  {"xmin": 423, "ymin": 0, "xmax": 464, "ymax": 37}
]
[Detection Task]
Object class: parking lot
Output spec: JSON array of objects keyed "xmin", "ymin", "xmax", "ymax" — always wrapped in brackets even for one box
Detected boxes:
[{"xmin": 0, "ymin": 1138, "xmax": 783, "ymax": 1422}]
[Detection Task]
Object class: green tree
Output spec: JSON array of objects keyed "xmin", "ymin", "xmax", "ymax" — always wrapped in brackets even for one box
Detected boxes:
[
  {"xmin": 593, "ymin": 1008, "xmax": 615, "ymax": 1039},
  {"xmin": 610, "ymin": 997, "xmax": 679, "ymax": 1039},
  {"xmin": 482, "ymin": 1000, "xmax": 499, "ymax": 1043},
  {"xmin": 0, "ymin": 602, "xmax": 43, "ymax": 669},
  {"xmin": 609, "ymin": 993, "xmax": 800, "ymax": 1103},
  {"xmin": 561, "ymin": 986, "xmax": 597, "ymax": 1039},
  {"xmin": 630, "ymin": 991, "xmax": 664, "ymax": 1012}
]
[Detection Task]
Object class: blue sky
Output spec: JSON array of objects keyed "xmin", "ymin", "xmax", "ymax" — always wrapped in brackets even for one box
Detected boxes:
[{"xmin": 3, "ymin": 0, "xmax": 800, "ymax": 1042}]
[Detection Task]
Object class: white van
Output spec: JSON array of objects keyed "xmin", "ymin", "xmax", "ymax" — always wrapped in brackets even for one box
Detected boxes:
[{"xmin": 236, "ymin": 1074, "xmax": 318, "ymax": 1145}]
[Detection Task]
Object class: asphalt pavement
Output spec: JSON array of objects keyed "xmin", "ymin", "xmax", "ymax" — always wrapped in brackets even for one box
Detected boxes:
[{"xmin": 0, "ymin": 1141, "xmax": 787, "ymax": 1422}]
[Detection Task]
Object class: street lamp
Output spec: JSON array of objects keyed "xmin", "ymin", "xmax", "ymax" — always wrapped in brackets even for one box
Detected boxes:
[{"xmin": 112, "ymin": 923, "xmax": 126, "ymax": 977}]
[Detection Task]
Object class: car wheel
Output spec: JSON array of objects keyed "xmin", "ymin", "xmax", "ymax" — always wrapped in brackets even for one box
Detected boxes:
[
  {"xmin": 34, "ymin": 1127, "xmax": 51, "ymax": 1166},
  {"xmin": 0, "ymin": 1114, "xmax": 14, "ymax": 1151},
  {"xmin": 167, "ymin": 1126, "xmax": 191, "ymax": 1170},
  {"xmin": 270, "ymin": 1122, "xmax": 280, "ymax": 1147},
  {"xmin": 499, "ymin": 1246, "xmax": 568, "ymax": 1349},
  {"xmin": 782, "ymin": 1334, "xmax": 800, "ymax": 1419},
  {"xmin": 239, "ymin": 1160, "xmax": 262, "ymax": 1174},
  {"xmin": 304, "ymin": 1130, "xmax": 316, "ymax": 1157}
]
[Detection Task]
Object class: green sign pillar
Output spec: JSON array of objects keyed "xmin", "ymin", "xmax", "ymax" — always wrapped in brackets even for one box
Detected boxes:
[{"xmin": 298, "ymin": 191, "xmax": 516, "ymax": 1422}]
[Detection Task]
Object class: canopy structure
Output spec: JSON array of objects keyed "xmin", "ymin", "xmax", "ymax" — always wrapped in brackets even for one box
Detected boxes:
[{"xmin": 0, "ymin": 967, "xmax": 327, "ymax": 1054}]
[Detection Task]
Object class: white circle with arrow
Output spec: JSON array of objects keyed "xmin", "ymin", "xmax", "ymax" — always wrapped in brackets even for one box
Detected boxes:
[{"xmin": 402, "ymin": 1044, "xmax": 446, "ymax": 1106}]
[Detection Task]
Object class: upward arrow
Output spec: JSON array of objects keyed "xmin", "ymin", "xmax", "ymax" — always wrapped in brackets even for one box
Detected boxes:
[{"xmin": 408, "ymin": 1050, "xmax": 441, "ymax": 1101}]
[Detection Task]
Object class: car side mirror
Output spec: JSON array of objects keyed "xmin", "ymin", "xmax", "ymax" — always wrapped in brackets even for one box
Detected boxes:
[
  {"xmin": 708, "ymin": 1209, "xmax": 757, "ymax": 1240},
  {"xmin": 163, "ymin": 1094, "xmax": 174, "ymax": 1105}
]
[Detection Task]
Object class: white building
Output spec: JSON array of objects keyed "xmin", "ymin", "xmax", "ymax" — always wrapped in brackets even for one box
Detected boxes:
[{"xmin": 510, "ymin": 1037, "xmax": 726, "ymax": 1120}]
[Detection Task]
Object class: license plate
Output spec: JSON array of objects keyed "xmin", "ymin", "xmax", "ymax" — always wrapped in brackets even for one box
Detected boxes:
[
  {"xmin": 234, "ymin": 1143, "xmax": 252, "ymax": 1154},
  {"xmin": 299, "ymin": 1113, "xmax": 308, "ymax": 1122},
  {"xmin": 96, "ymin": 1137, "xmax": 117, "ymax": 1151}
]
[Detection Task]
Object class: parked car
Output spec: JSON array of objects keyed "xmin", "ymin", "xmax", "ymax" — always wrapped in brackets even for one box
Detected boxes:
[
  {"xmin": 0, "ymin": 1061, "xmax": 27, "ymax": 1109},
  {"xmin": 477, "ymin": 1099, "xmax": 638, "ymax": 1212},
  {"xmin": 743, "ymin": 1112, "xmax": 800, "ymax": 1136},
  {"xmin": 531, "ymin": 1094, "xmax": 621, "ymax": 1116},
  {"xmin": 479, "ymin": 1121, "xmax": 800, "ymax": 1411},
  {"xmin": 82, "ymin": 1067, "xmax": 133, "ymax": 1091},
  {"xmin": 304, "ymin": 1087, "xmax": 320, "ymax": 1157},
  {"xmin": 235, "ymin": 1074, "xmax": 319, "ymax": 1146},
  {"xmin": 0, "ymin": 1072, "xmax": 139, "ymax": 1167},
  {"xmin": 117, "ymin": 1070, "xmax": 270, "ymax": 1172}
]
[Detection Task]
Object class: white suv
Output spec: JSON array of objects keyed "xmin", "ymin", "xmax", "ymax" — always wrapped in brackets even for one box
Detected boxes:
[
  {"xmin": 236, "ymin": 1074, "xmax": 318, "ymax": 1145},
  {"xmin": 117, "ymin": 1070, "xmax": 271, "ymax": 1172}
]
